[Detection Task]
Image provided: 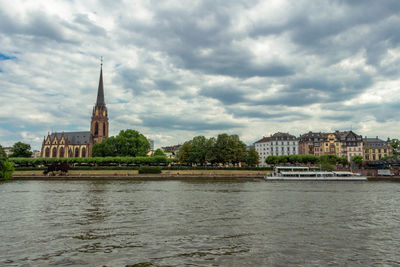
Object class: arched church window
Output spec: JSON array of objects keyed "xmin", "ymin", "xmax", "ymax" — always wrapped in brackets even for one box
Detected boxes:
[
  {"xmin": 82, "ymin": 147, "xmax": 86, "ymax": 158},
  {"xmin": 45, "ymin": 147, "xmax": 50, "ymax": 157},
  {"xmin": 52, "ymin": 147, "xmax": 57, "ymax": 158},
  {"xmin": 69, "ymin": 149, "xmax": 73, "ymax": 157},
  {"xmin": 75, "ymin": 147, "xmax": 80, "ymax": 158},
  {"xmin": 95, "ymin": 122, "xmax": 99, "ymax": 136},
  {"xmin": 59, "ymin": 147, "xmax": 64, "ymax": 158},
  {"xmin": 103, "ymin": 123, "xmax": 106, "ymax": 136}
]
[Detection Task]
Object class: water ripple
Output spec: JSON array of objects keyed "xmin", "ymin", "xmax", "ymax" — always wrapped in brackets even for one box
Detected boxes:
[{"xmin": 1, "ymin": 181, "xmax": 400, "ymax": 266}]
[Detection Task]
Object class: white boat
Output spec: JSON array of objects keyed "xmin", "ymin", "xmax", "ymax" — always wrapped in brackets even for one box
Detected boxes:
[{"xmin": 265, "ymin": 166, "xmax": 367, "ymax": 181}]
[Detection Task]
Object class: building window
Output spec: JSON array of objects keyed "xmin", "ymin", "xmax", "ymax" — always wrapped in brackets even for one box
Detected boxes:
[
  {"xmin": 45, "ymin": 147, "xmax": 50, "ymax": 157},
  {"xmin": 82, "ymin": 147, "xmax": 86, "ymax": 158},
  {"xmin": 52, "ymin": 147, "xmax": 57, "ymax": 158},
  {"xmin": 59, "ymin": 147, "xmax": 64, "ymax": 158},
  {"xmin": 94, "ymin": 122, "xmax": 99, "ymax": 136},
  {"xmin": 69, "ymin": 149, "xmax": 73, "ymax": 157},
  {"xmin": 75, "ymin": 147, "xmax": 79, "ymax": 157}
]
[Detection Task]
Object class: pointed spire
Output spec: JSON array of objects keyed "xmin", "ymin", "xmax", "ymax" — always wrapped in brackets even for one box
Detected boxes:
[{"xmin": 96, "ymin": 57, "xmax": 105, "ymax": 106}]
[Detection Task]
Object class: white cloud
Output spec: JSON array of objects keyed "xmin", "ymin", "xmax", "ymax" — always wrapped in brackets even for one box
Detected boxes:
[{"xmin": 0, "ymin": 0, "xmax": 400, "ymax": 151}]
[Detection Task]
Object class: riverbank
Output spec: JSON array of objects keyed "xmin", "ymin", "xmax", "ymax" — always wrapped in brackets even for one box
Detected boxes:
[
  {"xmin": 11, "ymin": 175, "xmax": 265, "ymax": 182},
  {"xmin": 13, "ymin": 169, "xmax": 271, "ymax": 176},
  {"xmin": 11, "ymin": 169, "xmax": 269, "ymax": 181}
]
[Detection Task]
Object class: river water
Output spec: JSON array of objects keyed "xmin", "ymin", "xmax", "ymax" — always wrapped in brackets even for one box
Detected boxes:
[{"xmin": 1, "ymin": 180, "xmax": 400, "ymax": 266}]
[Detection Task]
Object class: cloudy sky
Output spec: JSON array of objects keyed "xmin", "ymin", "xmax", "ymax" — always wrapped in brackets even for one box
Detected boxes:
[{"xmin": 1, "ymin": 0, "xmax": 400, "ymax": 150}]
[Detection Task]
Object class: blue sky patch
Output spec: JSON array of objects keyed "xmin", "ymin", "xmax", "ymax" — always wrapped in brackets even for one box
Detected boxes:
[{"xmin": 0, "ymin": 53, "xmax": 16, "ymax": 60}]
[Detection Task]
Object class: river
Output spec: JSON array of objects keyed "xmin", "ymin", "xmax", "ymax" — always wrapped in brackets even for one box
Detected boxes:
[{"xmin": 1, "ymin": 180, "xmax": 400, "ymax": 266}]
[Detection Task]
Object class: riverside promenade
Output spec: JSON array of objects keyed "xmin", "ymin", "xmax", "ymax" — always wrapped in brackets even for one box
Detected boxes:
[{"xmin": 11, "ymin": 169, "xmax": 269, "ymax": 181}]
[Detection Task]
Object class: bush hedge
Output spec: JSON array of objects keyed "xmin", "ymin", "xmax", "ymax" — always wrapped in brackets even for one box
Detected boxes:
[
  {"xmin": 0, "ymin": 159, "xmax": 14, "ymax": 180},
  {"xmin": 138, "ymin": 167, "xmax": 162, "ymax": 174},
  {"xmin": 9, "ymin": 156, "xmax": 176, "ymax": 167}
]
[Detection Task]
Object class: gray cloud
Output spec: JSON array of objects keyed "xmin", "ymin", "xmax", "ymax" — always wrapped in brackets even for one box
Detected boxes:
[
  {"xmin": 139, "ymin": 114, "xmax": 243, "ymax": 131},
  {"xmin": 1, "ymin": 0, "xmax": 400, "ymax": 149}
]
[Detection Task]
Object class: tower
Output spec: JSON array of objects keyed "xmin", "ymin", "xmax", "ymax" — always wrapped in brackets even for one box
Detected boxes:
[{"xmin": 90, "ymin": 59, "xmax": 109, "ymax": 145}]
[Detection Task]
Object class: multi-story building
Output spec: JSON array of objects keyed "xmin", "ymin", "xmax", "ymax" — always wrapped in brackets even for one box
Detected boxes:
[
  {"xmin": 161, "ymin": 144, "xmax": 182, "ymax": 158},
  {"xmin": 3, "ymin": 147, "xmax": 12, "ymax": 157},
  {"xmin": 336, "ymin": 131, "xmax": 363, "ymax": 161},
  {"xmin": 298, "ymin": 132, "xmax": 327, "ymax": 156},
  {"xmin": 298, "ymin": 130, "xmax": 363, "ymax": 161},
  {"xmin": 148, "ymin": 139, "xmax": 155, "ymax": 151},
  {"xmin": 363, "ymin": 137, "xmax": 392, "ymax": 161},
  {"xmin": 322, "ymin": 133, "xmax": 343, "ymax": 156},
  {"xmin": 32, "ymin": 150, "xmax": 41, "ymax": 158},
  {"xmin": 254, "ymin": 132, "xmax": 298, "ymax": 167}
]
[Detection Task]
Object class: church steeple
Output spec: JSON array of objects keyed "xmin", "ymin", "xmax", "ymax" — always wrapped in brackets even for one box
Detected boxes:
[
  {"xmin": 96, "ymin": 57, "xmax": 105, "ymax": 106},
  {"xmin": 90, "ymin": 58, "xmax": 109, "ymax": 153}
]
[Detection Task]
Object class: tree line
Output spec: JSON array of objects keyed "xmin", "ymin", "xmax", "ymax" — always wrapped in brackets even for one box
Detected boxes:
[
  {"xmin": 178, "ymin": 134, "xmax": 259, "ymax": 166},
  {"xmin": 0, "ymin": 145, "xmax": 14, "ymax": 180}
]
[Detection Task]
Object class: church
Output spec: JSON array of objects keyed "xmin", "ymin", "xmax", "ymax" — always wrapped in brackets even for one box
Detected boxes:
[{"xmin": 41, "ymin": 63, "xmax": 109, "ymax": 158}]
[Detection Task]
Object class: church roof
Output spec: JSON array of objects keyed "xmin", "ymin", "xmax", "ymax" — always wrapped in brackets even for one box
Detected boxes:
[
  {"xmin": 50, "ymin": 131, "xmax": 91, "ymax": 145},
  {"xmin": 96, "ymin": 65, "xmax": 105, "ymax": 107}
]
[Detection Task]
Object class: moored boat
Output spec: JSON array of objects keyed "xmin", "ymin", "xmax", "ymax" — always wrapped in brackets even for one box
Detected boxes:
[{"xmin": 265, "ymin": 166, "xmax": 367, "ymax": 181}]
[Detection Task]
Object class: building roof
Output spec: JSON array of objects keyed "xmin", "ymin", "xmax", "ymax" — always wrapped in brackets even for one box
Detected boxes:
[
  {"xmin": 96, "ymin": 65, "xmax": 105, "ymax": 106},
  {"xmin": 334, "ymin": 130, "xmax": 362, "ymax": 142},
  {"xmin": 162, "ymin": 145, "xmax": 182, "ymax": 151},
  {"xmin": 50, "ymin": 131, "xmax": 91, "ymax": 145},
  {"xmin": 254, "ymin": 137, "xmax": 269, "ymax": 143},
  {"xmin": 298, "ymin": 131, "xmax": 327, "ymax": 142},
  {"xmin": 255, "ymin": 132, "xmax": 297, "ymax": 143},
  {"xmin": 364, "ymin": 137, "xmax": 389, "ymax": 147}
]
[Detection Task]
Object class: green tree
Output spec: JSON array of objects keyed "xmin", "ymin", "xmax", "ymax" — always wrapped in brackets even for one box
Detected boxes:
[
  {"xmin": 320, "ymin": 162, "xmax": 334, "ymax": 171},
  {"xmin": 215, "ymin": 133, "xmax": 230, "ymax": 164},
  {"xmin": 205, "ymin": 137, "xmax": 217, "ymax": 164},
  {"xmin": 177, "ymin": 134, "xmax": 246, "ymax": 165},
  {"xmin": 92, "ymin": 129, "xmax": 150, "ymax": 157},
  {"xmin": 0, "ymin": 158, "xmax": 14, "ymax": 180},
  {"xmin": 178, "ymin": 141, "xmax": 192, "ymax": 163},
  {"xmin": 318, "ymin": 154, "xmax": 339, "ymax": 165},
  {"xmin": 190, "ymin": 136, "xmax": 208, "ymax": 164},
  {"xmin": 153, "ymin": 148, "xmax": 166, "ymax": 157},
  {"xmin": 245, "ymin": 148, "xmax": 259, "ymax": 166},
  {"xmin": 0, "ymin": 145, "xmax": 6, "ymax": 158},
  {"xmin": 10, "ymin": 142, "xmax": 32, "ymax": 158},
  {"xmin": 214, "ymin": 134, "xmax": 246, "ymax": 164},
  {"xmin": 265, "ymin": 155, "xmax": 279, "ymax": 165},
  {"xmin": 228, "ymin": 134, "xmax": 246, "ymax": 164},
  {"xmin": 351, "ymin": 155, "xmax": 363, "ymax": 169},
  {"xmin": 339, "ymin": 157, "xmax": 349, "ymax": 166},
  {"xmin": 390, "ymin": 138, "xmax": 400, "ymax": 156},
  {"xmin": 92, "ymin": 137, "xmax": 118, "ymax": 157}
]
